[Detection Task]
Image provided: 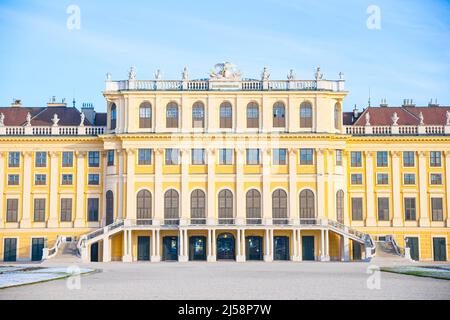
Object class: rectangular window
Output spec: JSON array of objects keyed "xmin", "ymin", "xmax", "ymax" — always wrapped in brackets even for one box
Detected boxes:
[
  {"xmin": 87, "ymin": 198, "xmax": 99, "ymax": 222},
  {"xmin": 430, "ymin": 173, "xmax": 442, "ymax": 185},
  {"xmin": 335, "ymin": 150, "xmax": 343, "ymax": 166},
  {"xmin": 403, "ymin": 151, "xmax": 415, "ymax": 167},
  {"xmin": 300, "ymin": 149, "xmax": 314, "ymax": 165},
  {"xmin": 351, "ymin": 198, "xmax": 363, "ymax": 221},
  {"xmin": 376, "ymin": 151, "xmax": 388, "ymax": 167},
  {"xmin": 107, "ymin": 150, "xmax": 115, "ymax": 166},
  {"xmin": 34, "ymin": 174, "xmax": 47, "ymax": 186},
  {"xmin": 351, "ymin": 174, "xmax": 363, "ymax": 185},
  {"xmin": 377, "ymin": 197, "xmax": 390, "ymax": 221},
  {"xmin": 60, "ymin": 198, "xmax": 72, "ymax": 222},
  {"xmin": 138, "ymin": 149, "xmax": 152, "ymax": 165},
  {"xmin": 8, "ymin": 152, "xmax": 20, "ymax": 167},
  {"xmin": 404, "ymin": 197, "xmax": 416, "ymax": 221},
  {"xmin": 6, "ymin": 199, "xmax": 19, "ymax": 222},
  {"xmin": 88, "ymin": 174, "xmax": 100, "ymax": 185},
  {"xmin": 61, "ymin": 174, "xmax": 73, "ymax": 186},
  {"xmin": 350, "ymin": 151, "xmax": 362, "ymax": 167},
  {"xmin": 191, "ymin": 149, "xmax": 205, "ymax": 165},
  {"xmin": 7, "ymin": 174, "xmax": 19, "ymax": 186},
  {"xmin": 62, "ymin": 151, "xmax": 73, "ymax": 167},
  {"xmin": 273, "ymin": 149, "xmax": 287, "ymax": 165},
  {"xmin": 431, "ymin": 198, "xmax": 443, "ymax": 221},
  {"xmin": 88, "ymin": 151, "xmax": 100, "ymax": 167},
  {"xmin": 33, "ymin": 198, "xmax": 46, "ymax": 222},
  {"xmin": 246, "ymin": 149, "xmax": 260, "ymax": 165},
  {"xmin": 377, "ymin": 173, "xmax": 389, "ymax": 185},
  {"xmin": 165, "ymin": 149, "xmax": 179, "ymax": 165},
  {"xmin": 403, "ymin": 173, "xmax": 416, "ymax": 185},
  {"xmin": 430, "ymin": 151, "xmax": 441, "ymax": 167},
  {"xmin": 35, "ymin": 152, "xmax": 47, "ymax": 167},
  {"xmin": 219, "ymin": 149, "xmax": 233, "ymax": 165}
]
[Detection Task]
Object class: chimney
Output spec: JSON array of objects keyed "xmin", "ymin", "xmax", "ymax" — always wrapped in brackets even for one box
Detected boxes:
[
  {"xmin": 402, "ymin": 99, "xmax": 415, "ymax": 107},
  {"xmin": 428, "ymin": 99, "xmax": 439, "ymax": 107},
  {"xmin": 11, "ymin": 99, "xmax": 22, "ymax": 107},
  {"xmin": 47, "ymin": 96, "xmax": 67, "ymax": 108},
  {"xmin": 380, "ymin": 98, "xmax": 388, "ymax": 107},
  {"xmin": 353, "ymin": 104, "xmax": 359, "ymax": 119},
  {"xmin": 81, "ymin": 103, "xmax": 96, "ymax": 125}
]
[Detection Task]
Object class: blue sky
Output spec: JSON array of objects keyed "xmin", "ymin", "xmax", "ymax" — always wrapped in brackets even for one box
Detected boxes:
[{"xmin": 0, "ymin": 0, "xmax": 449, "ymax": 112}]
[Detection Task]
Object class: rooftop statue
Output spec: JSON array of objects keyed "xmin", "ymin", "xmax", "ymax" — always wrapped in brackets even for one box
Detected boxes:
[
  {"xmin": 210, "ymin": 62, "xmax": 242, "ymax": 80},
  {"xmin": 26, "ymin": 112, "xmax": 32, "ymax": 127},
  {"xmin": 182, "ymin": 67, "xmax": 189, "ymax": 81},
  {"xmin": 0, "ymin": 113, "xmax": 4, "ymax": 127},
  {"xmin": 419, "ymin": 112, "xmax": 424, "ymax": 125},
  {"xmin": 52, "ymin": 114, "xmax": 60, "ymax": 127},
  {"xmin": 128, "ymin": 66, "xmax": 137, "ymax": 80},
  {"xmin": 79, "ymin": 112, "xmax": 85, "ymax": 127},
  {"xmin": 155, "ymin": 69, "xmax": 163, "ymax": 80},
  {"xmin": 391, "ymin": 112, "xmax": 399, "ymax": 126},
  {"xmin": 261, "ymin": 67, "xmax": 270, "ymax": 81},
  {"xmin": 287, "ymin": 69, "xmax": 296, "ymax": 80},
  {"xmin": 315, "ymin": 67, "xmax": 323, "ymax": 80},
  {"xmin": 365, "ymin": 112, "xmax": 371, "ymax": 126},
  {"xmin": 446, "ymin": 111, "xmax": 450, "ymax": 126}
]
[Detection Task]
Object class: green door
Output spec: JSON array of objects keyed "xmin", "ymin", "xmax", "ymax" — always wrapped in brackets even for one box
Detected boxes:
[
  {"xmin": 163, "ymin": 236, "xmax": 178, "ymax": 261},
  {"xmin": 189, "ymin": 236, "xmax": 207, "ymax": 261},
  {"xmin": 90, "ymin": 242, "xmax": 99, "ymax": 262},
  {"xmin": 3, "ymin": 238, "xmax": 17, "ymax": 262},
  {"xmin": 352, "ymin": 242, "xmax": 362, "ymax": 260},
  {"xmin": 405, "ymin": 237, "xmax": 419, "ymax": 261},
  {"xmin": 31, "ymin": 238, "xmax": 45, "ymax": 261},
  {"xmin": 274, "ymin": 236, "xmax": 290, "ymax": 260},
  {"xmin": 137, "ymin": 236, "xmax": 150, "ymax": 261},
  {"xmin": 302, "ymin": 236, "xmax": 315, "ymax": 261},
  {"xmin": 246, "ymin": 236, "xmax": 263, "ymax": 261},
  {"xmin": 433, "ymin": 237, "xmax": 447, "ymax": 261}
]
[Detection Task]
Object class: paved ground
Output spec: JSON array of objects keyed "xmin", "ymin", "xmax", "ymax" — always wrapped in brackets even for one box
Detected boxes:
[{"xmin": 1, "ymin": 261, "xmax": 449, "ymax": 300}]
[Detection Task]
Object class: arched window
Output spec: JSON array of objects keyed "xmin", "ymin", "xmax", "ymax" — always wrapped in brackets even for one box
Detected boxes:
[
  {"xmin": 300, "ymin": 102, "xmax": 313, "ymax": 128},
  {"xmin": 110, "ymin": 103, "xmax": 117, "ymax": 130},
  {"xmin": 137, "ymin": 190, "xmax": 152, "ymax": 225},
  {"xmin": 139, "ymin": 102, "xmax": 152, "ymax": 128},
  {"xmin": 105, "ymin": 190, "xmax": 114, "ymax": 225},
  {"xmin": 273, "ymin": 102, "xmax": 286, "ymax": 128},
  {"xmin": 299, "ymin": 189, "xmax": 315, "ymax": 221},
  {"xmin": 334, "ymin": 103, "xmax": 341, "ymax": 129},
  {"xmin": 336, "ymin": 190, "xmax": 344, "ymax": 224},
  {"xmin": 218, "ymin": 189, "xmax": 233, "ymax": 224},
  {"xmin": 246, "ymin": 189, "xmax": 261, "ymax": 224},
  {"xmin": 164, "ymin": 189, "xmax": 179, "ymax": 225},
  {"xmin": 272, "ymin": 189, "xmax": 288, "ymax": 224},
  {"xmin": 247, "ymin": 102, "xmax": 259, "ymax": 129},
  {"xmin": 166, "ymin": 102, "xmax": 179, "ymax": 128},
  {"xmin": 192, "ymin": 102, "xmax": 205, "ymax": 128},
  {"xmin": 220, "ymin": 102, "xmax": 232, "ymax": 129},
  {"xmin": 191, "ymin": 189, "xmax": 206, "ymax": 224}
]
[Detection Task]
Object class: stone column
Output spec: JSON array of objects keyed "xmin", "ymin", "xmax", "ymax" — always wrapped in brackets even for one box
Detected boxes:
[
  {"xmin": 235, "ymin": 148, "xmax": 245, "ymax": 225},
  {"xmin": 325, "ymin": 230, "xmax": 330, "ymax": 261},
  {"xmin": 341, "ymin": 236, "xmax": 350, "ymax": 261},
  {"xmin": 241, "ymin": 229, "xmax": 246, "ymax": 259},
  {"xmin": 117, "ymin": 150, "xmax": 124, "ymax": 220},
  {"xmin": 446, "ymin": 152, "xmax": 450, "ymax": 227},
  {"xmin": 0, "ymin": 153, "xmax": 4, "ymax": 225},
  {"xmin": 179, "ymin": 228, "xmax": 188, "ymax": 262},
  {"xmin": 103, "ymin": 236, "xmax": 110, "ymax": 262},
  {"xmin": 264, "ymin": 228, "xmax": 273, "ymax": 262},
  {"xmin": 125, "ymin": 149, "xmax": 136, "ymax": 221},
  {"xmin": 74, "ymin": 151, "xmax": 86, "ymax": 228},
  {"xmin": 320, "ymin": 229, "xmax": 325, "ymax": 261},
  {"xmin": 418, "ymin": 151, "xmax": 430, "ymax": 227},
  {"xmin": 298, "ymin": 230, "xmax": 302, "ymax": 261},
  {"xmin": 365, "ymin": 151, "xmax": 376, "ymax": 226},
  {"xmin": 47, "ymin": 151, "xmax": 59, "ymax": 228},
  {"xmin": 101, "ymin": 151, "xmax": 108, "ymax": 226},
  {"xmin": 292, "ymin": 229, "xmax": 298, "ymax": 261},
  {"xmin": 154, "ymin": 149, "xmax": 164, "ymax": 225},
  {"xmin": 180, "ymin": 149, "xmax": 190, "ymax": 225},
  {"xmin": 236, "ymin": 228, "xmax": 244, "ymax": 262},
  {"xmin": 316, "ymin": 149, "xmax": 325, "ymax": 219},
  {"xmin": 262, "ymin": 148, "xmax": 272, "ymax": 224},
  {"xmin": 391, "ymin": 151, "xmax": 403, "ymax": 226},
  {"xmin": 20, "ymin": 151, "xmax": 32, "ymax": 228},
  {"xmin": 289, "ymin": 149, "xmax": 297, "ymax": 223},
  {"xmin": 206, "ymin": 148, "xmax": 216, "ymax": 225}
]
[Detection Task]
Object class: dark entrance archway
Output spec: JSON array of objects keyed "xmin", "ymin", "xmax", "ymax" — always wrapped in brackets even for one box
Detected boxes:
[
  {"xmin": 217, "ymin": 233, "xmax": 235, "ymax": 260},
  {"xmin": 189, "ymin": 236, "xmax": 207, "ymax": 261},
  {"xmin": 245, "ymin": 236, "xmax": 263, "ymax": 260},
  {"xmin": 274, "ymin": 236, "xmax": 290, "ymax": 260},
  {"xmin": 162, "ymin": 236, "xmax": 178, "ymax": 261}
]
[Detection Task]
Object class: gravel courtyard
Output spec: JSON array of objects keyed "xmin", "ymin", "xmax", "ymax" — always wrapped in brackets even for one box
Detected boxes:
[{"xmin": 1, "ymin": 261, "xmax": 449, "ymax": 300}]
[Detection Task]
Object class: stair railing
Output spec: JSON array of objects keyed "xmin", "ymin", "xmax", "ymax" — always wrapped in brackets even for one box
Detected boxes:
[{"xmin": 42, "ymin": 235, "xmax": 63, "ymax": 260}]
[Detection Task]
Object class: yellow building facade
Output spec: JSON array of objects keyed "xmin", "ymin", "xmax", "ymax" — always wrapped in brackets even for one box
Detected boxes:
[{"xmin": 0, "ymin": 64, "xmax": 449, "ymax": 263}]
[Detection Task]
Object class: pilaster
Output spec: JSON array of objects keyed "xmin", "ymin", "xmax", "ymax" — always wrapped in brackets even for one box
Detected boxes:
[
  {"xmin": 418, "ymin": 151, "xmax": 430, "ymax": 226},
  {"xmin": 364, "ymin": 151, "xmax": 376, "ymax": 226},
  {"xmin": 74, "ymin": 151, "xmax": 86, "ymax": 228},
  {"xmin": 20, "ymin": 151, "xmax": 32, "ymax": 228}
]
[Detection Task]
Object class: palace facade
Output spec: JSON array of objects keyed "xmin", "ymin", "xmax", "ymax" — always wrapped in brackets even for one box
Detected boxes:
[{"xmin": 0, "ymin": 63, "xmax": 449, "ymax": 263}]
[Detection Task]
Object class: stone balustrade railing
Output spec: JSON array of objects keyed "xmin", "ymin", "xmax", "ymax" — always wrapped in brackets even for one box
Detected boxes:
[
  {"xmin": 0, "ymin": 126, "xmax": 106, "ymax": 136},
  {"xmin": 345, "ymin": 125, "xmax": 450, "ymax": 136},
  {"xmin": 105, "ymin": 79, "xmax": 344, "ymax": 92}
]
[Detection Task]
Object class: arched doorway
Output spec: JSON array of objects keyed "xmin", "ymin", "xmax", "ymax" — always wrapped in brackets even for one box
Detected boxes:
[
  {"xmin": 105, "ymin": 191, "xmax": 114, "ymax": 226},
  {"xmin": 245, "ymin": 236, "xmax": 263, "ymax": 261},
  {"xmin": 217, "ymin": 233, "xmax": 235, "ymax": 260},
  {"xmin": 189, "ymin": 236, "xmax": 207, "ymax": 261},
  {"xmin": 162, "ymin": 236, "xmax": 178, "ymax": 261}
]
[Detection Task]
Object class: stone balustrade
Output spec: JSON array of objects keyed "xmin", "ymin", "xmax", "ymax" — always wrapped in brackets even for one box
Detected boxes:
[
  {"xmin": 345, "ymin": 125, "xmax": 450, "ymax": 136},
  {"xmin": 0, "ymin": 126, "xmax": 106, "ymax": 136}
]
